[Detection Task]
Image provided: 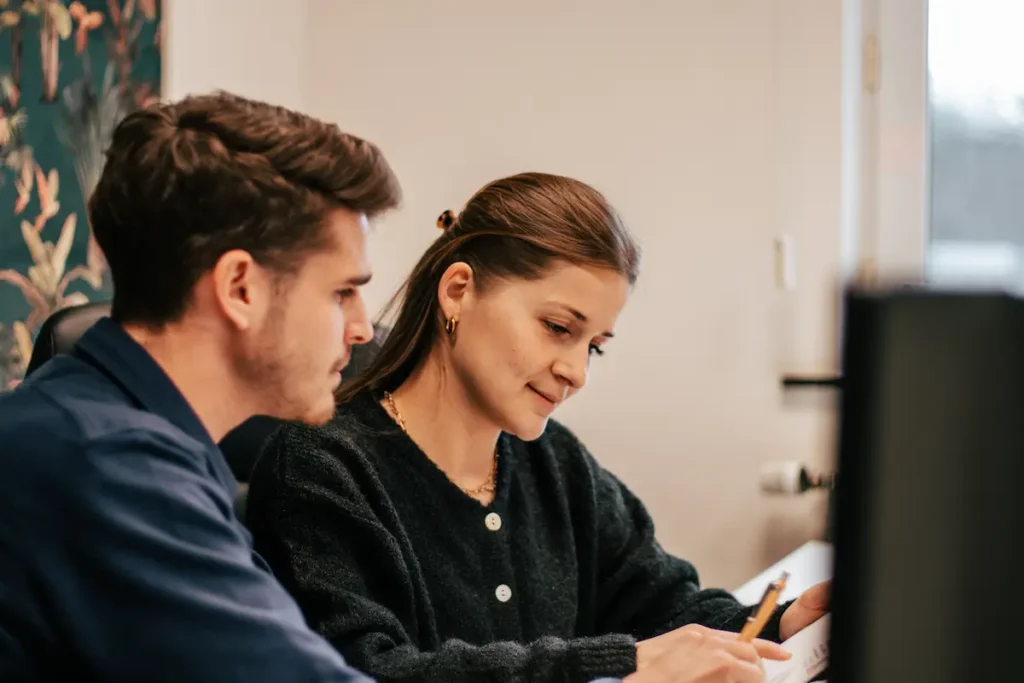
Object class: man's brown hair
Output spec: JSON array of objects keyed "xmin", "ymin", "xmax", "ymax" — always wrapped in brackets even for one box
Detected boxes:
[{"xmin": 89, "ymin": 91, "xmax": 401, "ymax": 326}]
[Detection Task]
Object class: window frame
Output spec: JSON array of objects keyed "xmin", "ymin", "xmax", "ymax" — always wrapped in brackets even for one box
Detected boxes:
[{"xmin": 856, "ymin": 0, "xmax": 931, "ymax": 283}]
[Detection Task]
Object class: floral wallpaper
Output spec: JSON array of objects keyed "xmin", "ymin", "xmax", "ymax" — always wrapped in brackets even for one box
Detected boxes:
[{"xmin": 0, "ymin": 0, "xmax": 160, "ymax": 390}]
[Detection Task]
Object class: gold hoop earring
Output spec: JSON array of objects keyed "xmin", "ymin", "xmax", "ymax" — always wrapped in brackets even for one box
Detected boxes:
[{"xmin": 445, "ymin": 316, "xmax": 458, "ymax": 335}]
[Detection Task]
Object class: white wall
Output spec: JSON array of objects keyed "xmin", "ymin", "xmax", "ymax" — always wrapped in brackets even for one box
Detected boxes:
[
  {"xmin": 166, "ymin": 0, "xmax": 847, "ymax": 587},
  {"xmin": 163, "ymin": 0, "xmax": 308, "ymax": 110}
]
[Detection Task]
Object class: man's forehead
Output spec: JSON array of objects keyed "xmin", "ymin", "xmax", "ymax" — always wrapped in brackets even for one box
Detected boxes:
[
  {"xmin": 308, "ymin": 209, "xmax": 372, "ymax": 277},
  {"xmin": 323, "ymin": 207, "xmax": 369, "ymax": 239}
]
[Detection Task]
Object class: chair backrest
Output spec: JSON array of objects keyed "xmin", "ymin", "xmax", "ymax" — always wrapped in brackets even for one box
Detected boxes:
[{"xmin": 25, "ymin": 301, "xmax": 112, "ymax": 376}]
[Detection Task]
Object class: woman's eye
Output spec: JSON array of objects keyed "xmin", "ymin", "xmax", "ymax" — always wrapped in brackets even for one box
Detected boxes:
[
  {"xmin": 588, "ymin": 344, "xmax": 605, "ymax": 357},
  {"xmin": 545, "ymin": 321, "xmax": 570, "ymax": 336}
]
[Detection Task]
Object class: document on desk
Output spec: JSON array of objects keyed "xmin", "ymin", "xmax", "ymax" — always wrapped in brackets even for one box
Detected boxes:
[{"xmin": 761, "ymin": 613, "xmax": 829, "ymax": 683}]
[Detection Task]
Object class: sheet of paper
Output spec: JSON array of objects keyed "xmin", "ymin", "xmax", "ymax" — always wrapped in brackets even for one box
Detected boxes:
[
  {"xmin": 733, "ymin": 541, "xmax": 833, "ymax": 606},
  {"xmin": 761, "ymin": 613, "xmax": 829, "ymax": 683}
]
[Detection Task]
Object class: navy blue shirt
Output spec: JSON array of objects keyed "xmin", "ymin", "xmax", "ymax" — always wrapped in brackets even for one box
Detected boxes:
[{"xmin": 0, "ymin": 318, "xmax": 372, "ymax": 682}]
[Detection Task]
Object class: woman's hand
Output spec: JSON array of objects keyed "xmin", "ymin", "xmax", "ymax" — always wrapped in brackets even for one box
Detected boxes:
[
  {"xmin": 779, "ymin": 580, "xmax": 831, "ymax": 641},
  {"xmin": 627, "ymin": 624, "xmax": 791, "ymax": 683}
]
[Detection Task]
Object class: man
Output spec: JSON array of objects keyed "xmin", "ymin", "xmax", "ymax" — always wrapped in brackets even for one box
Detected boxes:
[{"xmin": 0, "ymin": 92, "xmax": 400, "ymax": 681}]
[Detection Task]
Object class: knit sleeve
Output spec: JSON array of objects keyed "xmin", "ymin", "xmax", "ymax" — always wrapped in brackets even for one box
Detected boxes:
[
  {"xmin": 586, "ymin": 455, "xmax": 789, "ymax": 643},
  {"xmin": 247, "ymin": 426, "xmax": 638, "ymax": 683}
]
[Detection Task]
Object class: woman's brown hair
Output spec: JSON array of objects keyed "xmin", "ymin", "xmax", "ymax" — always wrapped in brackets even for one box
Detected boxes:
[{"xmin": 337, "ymin": 172, "xmax": 640, "ymax": 401}]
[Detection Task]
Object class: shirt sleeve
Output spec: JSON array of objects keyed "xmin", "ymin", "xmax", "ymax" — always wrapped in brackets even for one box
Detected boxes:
[
  {"xmin": 42, "ymin": 428, "xmax": 372, "ymax": 683},
  {"xmin": 588, "ymin": 457, "xmax": 789, "ymax": 642}
]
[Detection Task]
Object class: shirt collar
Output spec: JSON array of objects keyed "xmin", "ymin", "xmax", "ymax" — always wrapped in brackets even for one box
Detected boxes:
[{"xmin": 73, "ymin": 317, "xmax": 221, "ymax": 456}]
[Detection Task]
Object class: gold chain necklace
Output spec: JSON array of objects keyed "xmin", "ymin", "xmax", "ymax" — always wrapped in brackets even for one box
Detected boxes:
[{"xmin": 383, "ymin": 391, "xmax": 498, "ymax": 496}]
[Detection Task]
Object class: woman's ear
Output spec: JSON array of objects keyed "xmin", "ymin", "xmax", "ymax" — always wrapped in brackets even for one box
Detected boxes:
[{"xmin": 437, "ymin": 261, "xmax": 474, "ymax": 317}]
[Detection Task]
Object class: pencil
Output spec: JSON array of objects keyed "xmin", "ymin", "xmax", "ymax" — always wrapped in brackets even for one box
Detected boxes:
[{"xmin": 738, "ymin": 571, "xmax": 789, "ymax": 643}]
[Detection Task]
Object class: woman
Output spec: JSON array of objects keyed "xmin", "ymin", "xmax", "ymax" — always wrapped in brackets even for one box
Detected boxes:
[{"xmin": 247, "ymin": 172, "xmax": 827, "ymax": 683}]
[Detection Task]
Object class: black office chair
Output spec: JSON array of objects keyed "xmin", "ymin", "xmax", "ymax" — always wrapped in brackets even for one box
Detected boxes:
[{"xmin": 25, "ymin": 301, "xmax": 112, "ymax": 377}]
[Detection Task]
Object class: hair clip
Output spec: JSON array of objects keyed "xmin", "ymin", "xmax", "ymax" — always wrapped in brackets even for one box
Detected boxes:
[{"xmin": 436, "ymin": 210, "xmax": 456, "ymax": 231}]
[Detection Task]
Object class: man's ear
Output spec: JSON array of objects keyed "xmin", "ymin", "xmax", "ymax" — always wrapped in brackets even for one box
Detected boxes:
[
  {"xmin": 437, "ymin": 261, "xmax": 474, "ymax": 319},
  {"xmin": 210, "ymin": 249, "xmax": 273, "ymax": 331}
]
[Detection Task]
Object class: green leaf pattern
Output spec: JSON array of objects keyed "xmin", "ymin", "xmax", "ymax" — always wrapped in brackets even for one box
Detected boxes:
[{"xmin": 0, "ymin": 0, "xmax": 160, "ymax": 389}]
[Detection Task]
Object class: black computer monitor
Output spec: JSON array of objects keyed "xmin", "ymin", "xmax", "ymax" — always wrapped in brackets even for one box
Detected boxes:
[{"xmin": 830, "ymin": 288, "xmax": 1024, "ymax": 683}]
